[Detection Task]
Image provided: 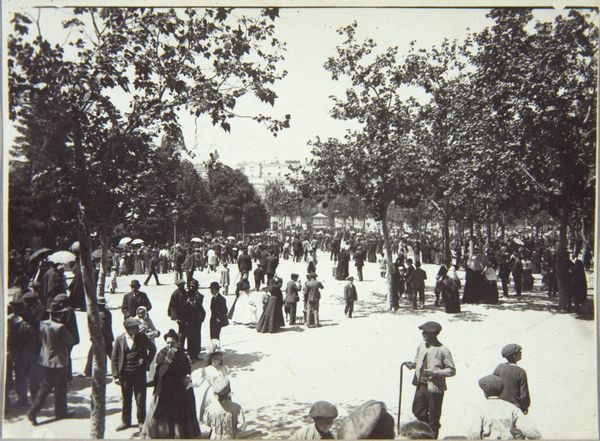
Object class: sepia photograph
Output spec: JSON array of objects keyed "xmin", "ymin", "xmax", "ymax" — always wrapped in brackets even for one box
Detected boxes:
[{"xmin": 2, "ymin": 1, "xmax": 598, "ymax": 439}]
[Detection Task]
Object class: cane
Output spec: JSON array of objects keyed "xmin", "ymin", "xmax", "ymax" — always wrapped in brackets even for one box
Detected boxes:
[{"xmin": 397, "ymin": 362, "xmax": 409, "ymax": 434}]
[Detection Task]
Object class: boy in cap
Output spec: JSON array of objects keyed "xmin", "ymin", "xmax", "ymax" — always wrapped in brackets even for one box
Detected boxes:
[
  {"xmin": 467, "ymin": 375, "xmax": 540, "ymax": 439},
  {"xmin": 121, "ymin": 280, "xmax": 152, "ymax": 319},
  {"xmin": 292, "ymin": 400, "xmax": 338, "ymax": 439},
  {"xmin": 284, "ymin": 273, "xmax": 301, "ymax": 324},
  {"xmin": 406, "ymin": 321, "xmax": 455, "ymax": 439},
  {"xmin": 492, "ymin": 344, "xmax": 530, "ymax": 414},
  {"xmin": 343, "ymin": 277, "xmax": 358, "ymax": 318}
]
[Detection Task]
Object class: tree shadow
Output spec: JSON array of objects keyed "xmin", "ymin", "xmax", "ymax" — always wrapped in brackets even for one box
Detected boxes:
[
  {"xmin": 477, "ymin": 293, "xmax": 561, "ymax": 314},
  {"xmin": 277, "ymin": 326, "xmax": 306, "ymax": 333},
  {"xmin": 446, "ymin": 310, "xmax": 486, "ymax": 323},
  {"xmin": 191, "ymin": 349, "xmax": 267, "ymax": 375}
]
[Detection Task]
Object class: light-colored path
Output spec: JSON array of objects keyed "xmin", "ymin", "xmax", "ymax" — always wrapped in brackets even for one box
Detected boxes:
[{"xmin": 4, "ymin": 251, "xmax": 597, "ymax": 439}]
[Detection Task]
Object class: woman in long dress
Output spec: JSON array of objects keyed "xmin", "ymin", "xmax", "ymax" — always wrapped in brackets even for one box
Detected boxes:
[
  {"xmin": 336, "ymin": 248, "xmax": 350, "ymax": 280},
  {"xmin": 192, "ymin": 350, "xmax": 230, "ymax": 423},
  {"xmin": 142, "ymin": 330, "xmax": 200, "ymax": 439},
  {"xmin": 256, "ymin": 277, "xmax": 285, "ymax": 333},
  {"xmin": 230, "ymin": 273, "xmax": 253, "ymax": 325},
  {"xmin": 436, "ymin": 267, "xmax": 461, "ymax": 313}
]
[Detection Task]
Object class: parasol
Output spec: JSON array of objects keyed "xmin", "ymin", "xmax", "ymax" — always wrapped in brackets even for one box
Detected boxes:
[
  {"xmin": 92, "ymin": 249, "xmax": 114, "ymax": 259},
  {"xmin": 30, "ymin": 248, "xmax": 52, "ymax": 262},
  {"xmin": 513, "ymin": 238, "xmax": 525, "ymax": 246},
  {"xmin": 227, "ymin": 236, "xmax": 235, "ymax": 241},
  {"xmin": 70, "ymin": 241, "xmax": 80, "ymax": 252},
  {"xmin": 119, "ymin": 237, "xmax": 133, "ymax": 246},
  {"xmin": 131, "ymin": 238, "xmax": 145, "ymax": 245},
  {"xmin": 191, "ymin": 237, "xmax": 202, "ymax": 243},
  {"xmin": 48, "ymin": 250, "xmax": 77, "ymax": 265}
]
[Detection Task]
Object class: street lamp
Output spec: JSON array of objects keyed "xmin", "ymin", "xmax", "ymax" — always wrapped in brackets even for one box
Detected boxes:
[
  {"xmin": 241, "ymin": 214, "xmax": 246, "ymax": 239},
  {"xmin": 172, "ymin": 208, "xmax": 179, "ymax": 244}
]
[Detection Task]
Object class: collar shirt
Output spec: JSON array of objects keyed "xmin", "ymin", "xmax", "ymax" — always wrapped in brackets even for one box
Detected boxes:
[
  {"xmin": 413, "ymin": 341, "xmax": 456, "ymax": 393},
  {"xmin": 467, "ymin": 397, "xmax": 541, "ymax": 440}
]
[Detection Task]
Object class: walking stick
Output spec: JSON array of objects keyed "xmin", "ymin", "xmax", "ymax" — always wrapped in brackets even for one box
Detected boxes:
[{"xmin": 397, "ymin": 362, "xmax": 409, "ymax": 434}]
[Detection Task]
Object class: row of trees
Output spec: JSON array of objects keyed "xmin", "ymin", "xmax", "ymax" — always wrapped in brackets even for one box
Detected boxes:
[
  {"xmin": 263, "ymin": 181, "xmax": 368, "ymax": 229},
  {"xmin": 8, "ymin": 7, "xmax": 286, "ymax": 437},
  {"xmin": 295, "ymin": 9, "xmax": 597, "ymax": 311}
]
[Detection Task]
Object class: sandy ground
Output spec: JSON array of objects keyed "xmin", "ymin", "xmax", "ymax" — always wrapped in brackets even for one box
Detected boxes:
[{"xmin": 3, "ymin": 251, "xmax": 598, "ymax": 439}]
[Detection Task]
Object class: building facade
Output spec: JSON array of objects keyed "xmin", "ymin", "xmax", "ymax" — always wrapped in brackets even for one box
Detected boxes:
[{"xmin": 236, "ymin": 159, "xmax": 303, "ymax": 197}]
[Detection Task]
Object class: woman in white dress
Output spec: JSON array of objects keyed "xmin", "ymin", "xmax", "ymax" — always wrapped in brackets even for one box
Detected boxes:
[
  {"xmin": 191, "ymin": 350, "xmax": 230, "ymax": 423},
  {"xmin": 231, "ymin": 273, "xmax": 253, "ymax": 325}
]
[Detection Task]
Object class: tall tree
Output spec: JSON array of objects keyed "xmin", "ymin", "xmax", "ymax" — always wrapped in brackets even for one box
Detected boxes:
[{"xmin": 9, "ymin": 7, "xmax": 288, "ymax": 437}]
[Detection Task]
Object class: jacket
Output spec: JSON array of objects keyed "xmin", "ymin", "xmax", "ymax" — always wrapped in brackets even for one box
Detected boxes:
[
  {"xmin": 409, "ymin": 268, "xmax": 427, "ymax": 290},
  {"xmin": 210, "ymin": 294, "xmax": 229, "ymax": 326},
  {"xmin": 344, "ymin": 284, "xmax": 358, "ymax": 302},
  {"xmin": 237, "ymin": 253, "xmax": 252, "ymax": 273},
  {"xmin": 121, "ymin": 290, "xmax": 152, "ymax": 319},
  {"xmin": 492, "ymin": 363, "xmax": 531, "ymax": 413},
  {"xmin": 168, "ymin": 287, "xmax": 188, "ymax": 321},
  {"xmin": 285, "ymin": 281, "xmax": 300, "ymax": 303},
  {"xmin": 111, "ymin": 331, "xmax": 156, "ymax": 378},
  {"xmin": 412, "ymin": 341, "xmax": 456, "ymax": 393},
  {"xmin": 38, "ymin": 319, "xmax": 75, "ymax": 368}
]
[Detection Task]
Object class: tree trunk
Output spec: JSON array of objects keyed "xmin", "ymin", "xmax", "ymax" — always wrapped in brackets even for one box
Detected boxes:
[
  {"xmin": 485, "ymin": 218, "xmax": 492, "ymax": 250},
  {"xmin": 380, "ymin": 203, "xmax": 395, "ymax": 311},
  {"xmin": 73, "ymin": 121, "xmax": 106, "ymax": 438},
  {"xmin": 556, "ymin": 208, "xmax": 571, "ymax": 311},
  {"xmin": 442, "ymin": 214, "xmax": 451, "ymax": 264},
  {"xmin": 469, "ymin": 219, "xmax": 475, "ymax": 255},
  {"xmin": 97, "ymin": 233, "xmax": 109, "ymax": 301}
]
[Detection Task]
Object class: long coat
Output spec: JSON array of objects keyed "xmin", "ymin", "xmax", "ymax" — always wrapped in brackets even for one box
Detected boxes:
[
  {"xmin": 168, "ymin": 287, "xmax": 188, "ymax": 321},
  {"xmin": 38, "ymin": 319, "xmax": 75, "ymax": 368},
  {"xmin": 121, "ymin": 290, "xmax": 152, "ymax": 319}
]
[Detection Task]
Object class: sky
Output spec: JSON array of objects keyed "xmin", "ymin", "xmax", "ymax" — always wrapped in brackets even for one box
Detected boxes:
[{"xmin": 3, "ymin": 4, "xmax": 575, "ymax": 169}]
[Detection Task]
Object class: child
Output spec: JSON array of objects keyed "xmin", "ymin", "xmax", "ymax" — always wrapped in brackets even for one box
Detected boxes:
[
  {"xmin": 492, "ymin": 344, "xmax": 531, "ymax": 414},
  {"xmin": 467, "ymin": 375, "xmax": 540, "ymax": 439},
  {"xmin": 109, "ymin": 266, "xmax": 118, "ymax": 293},
  {"xmin": 292, "ymin": 401, "xmax": 338, "ymax": 439},
  {"xmin": 220, "ymin": 262, "xmax": 230, "ymax": 296},
  {"xmin": 378, "ymin": 253, "xmax": 387, "ymax": 278},
  {"xmin": 202, "ymin": 377, "xmax": 245, "ymax": 439},
  {"xmin": 343, "ymin": 276, "xmax": 358, "ymax": 318}
]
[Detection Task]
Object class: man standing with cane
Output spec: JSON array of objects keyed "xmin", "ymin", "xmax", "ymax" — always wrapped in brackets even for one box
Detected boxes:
[{"xmin": 405, "ymin": 321, "xmax": 455, "ymax": 439}]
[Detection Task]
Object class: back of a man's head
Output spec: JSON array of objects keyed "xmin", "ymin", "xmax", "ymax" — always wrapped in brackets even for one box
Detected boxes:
[{"xmin": 400, "ymin": 420, "xmax": 435, "ymax": 439}]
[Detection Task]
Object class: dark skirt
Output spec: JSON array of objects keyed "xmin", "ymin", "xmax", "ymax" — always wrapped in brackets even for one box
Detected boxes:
[
  {"xmin": 336, "ymin": 260, "xmax": 349, "ymax": 280},
  {"xmin": 444, "ymin": 290, "xmax": 461, "ymax": 313},
  {"xmin": 462, "ymin": 268, "xmax": 484, "ymax": 304},
  {"xmin": 522, "ymin": 269, "xmax": 534, "ymax": 291},
  {"xmin": 256, "ymin": 297, "xmax": 285, "ymax": 333},
  {"xmin": 483, "ymin": 281, "xmax": 499, "ymax": 304}
]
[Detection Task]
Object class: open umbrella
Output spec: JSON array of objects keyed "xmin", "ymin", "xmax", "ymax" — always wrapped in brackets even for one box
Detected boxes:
[
  {"xmin": 30, "ymin": 248, "xmax": 52, "ymax": 262},
  {"xmin": 48, "ymin": 250, "xmax": 77, "ymax": 265},
  {"xmin": 92, "ymin": 249, "xmax": 114, "ymax": 259},
  {"xmin": 70, "ymin": 241, "xmax": 80, "ymax": 252},
  {"xmin": 227, "ymin": 236, "xmax": 235, "ymax": 241},
  {"xmin": 131, "ymin": 238, "xmax": 144, "ymax": 245},
  {"xmin": 191, "ymin": 237, "xmax": 202, "ymax": 243},
  {"xmin": 513, "ymin": 238, "xmax": 525, "ymax": 246},
  {"xmin": 119, "ymin": 237, "xmax": 133, "ymax": 246}
]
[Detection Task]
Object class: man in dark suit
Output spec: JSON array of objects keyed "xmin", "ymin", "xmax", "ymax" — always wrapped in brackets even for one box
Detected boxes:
[
  {"xmin": 143, "ymin": 252, "xmax": 161, "ymax": 286},
  {"xmin": 27, "ymin": 302, "xmax": 76, "ymax": 426},
  {"xmin": 168, "ymin": 279, "xmax": 188, "ymax": 337},
  {"xmin": 237, "ymin": 249, "xmax": 252, "ymax": 275},
  {"xmin": 112, "ymin": 317, "xmax": 156, "ymax": 431},
  {"xmin": 181, "ymin": 279, "xmax": 206, "ymax": 359},
  {"xmin": 209, "ymin": 281, "xmax": 228, "ymax": 343},
  {"xmin": 409, "ymin": 261, "xmax": 428, "ymax": 308},
  {"xmin": 343, "ymin": 276, "xmax": 358, "ymax": 318},
  {"xmin": 284, "ymin": 273, "xmax": 300, "ymax": 324},
  {"xmin": 512, "ymin": 255, "xmax": 523, "ymax": 297},
  {"xmin": 50, "ymin": 293, "xmax": 80, "ymax": 381},
  {"xmin": 265, "ymin": 250, "xmax": 279, "ymax": 287},
  {"xmin": 121, "ymin": 280, "xmax": 152, "ymax": 319}
]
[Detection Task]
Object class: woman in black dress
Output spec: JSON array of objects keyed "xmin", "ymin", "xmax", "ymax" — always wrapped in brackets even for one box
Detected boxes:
[
  {"xmin": 256, "ymin": 277, "xmax": 285, "ymax": 333},
  {"xmin": 142, "ymin": 330, "xmax": 200, "ymax": 439}
]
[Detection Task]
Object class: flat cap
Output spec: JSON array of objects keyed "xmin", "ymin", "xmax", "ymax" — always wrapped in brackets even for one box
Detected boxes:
[
  {"xmin": 418, "ymin": 321, "xmax": 442, "ymax": 333},
  {"xmin": 123, "ymin": 317, "xmax": 140, "ymax": 328},
  {"xmin": 337, "ymin": 400, "xmax": 394, "ymax": 439},
  {"xmin": 212, "ymin": 377, "xmax": 231, "ymax": 396},
  {"xmin": 175, "ymin": 278, "xmax": 186, "ymax": 285},
  {"xmin": 478, "ymin": 375, "xmax": 504, "ymax": 396},
  {"xmin": 501, "ymin": 343, "xmax": 522, "ymax": 359},
  {"xmin": 309, "ymin": 401, "xmax": 338, "ymax": 419}
]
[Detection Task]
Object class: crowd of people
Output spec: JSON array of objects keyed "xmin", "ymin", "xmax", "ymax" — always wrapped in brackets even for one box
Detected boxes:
[{"xmin": 5, "ymin": 226, "xmax": 592, "ymax": 439}]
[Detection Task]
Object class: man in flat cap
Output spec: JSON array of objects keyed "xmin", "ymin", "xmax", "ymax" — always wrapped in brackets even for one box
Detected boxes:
[
  {"xmin": 467, "ymin": 375, "xmax": 540, "ymax": 439},
  {"xmin": 121, "ymin": 280, "xmax": 152, "ymax": 319},
  {"xmin": 406, "ymin": 321, "xmax": 455, "ymax": 439},
  {"xmin": 293, "ymin": 400, "xmax": 338, "ymax": 439},
  {"xmin": 112, "ymin": 317, "xmax": 156, "ymax": 431},
  {"xmin": 492, "ymin": 344, "xmax": 531, "ymax": 414}
]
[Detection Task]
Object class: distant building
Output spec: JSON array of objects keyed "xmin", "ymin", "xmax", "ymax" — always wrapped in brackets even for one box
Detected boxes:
[{"xmin": 236, "ymin": 159, "xmax": 304, "ymax": 197}]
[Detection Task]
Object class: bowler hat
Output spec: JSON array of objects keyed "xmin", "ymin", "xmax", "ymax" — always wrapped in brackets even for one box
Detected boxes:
[
  {"xmin": 478, "ymin": 375, "xmax": 504, "ymax": 396},
  {"xmin": 164, "ymin": 329, "xmax": 179, "ymax": 341},
  {"xmin": 501, "ymin": 343, "xmax": 522, "ymax": 359},
  {"xmin": 212, "ymin": 377, "xmax": 231, "ymax": 397},
  {"xmin": 189, "ymin": 279, "xmax": 199, "ymax": 288},
  {"xmin": 210, "ymin": 281, "xmax": 220, "ymax": 290},
  {"xmin": 309, "ymin": 401, "xmax": 338, "ymax": 419},
  {"xmin": 46, "ymin": 302, "xmax": 72, "ymax": 314},
  {"xmin": 123, "ymin": 317, "xmax": 140, "ymax": 328},
  {"xmin": 130, "ymin": 279, "xmax": 141, "ymax": 287},
  {"xmin": 418, "ymin": 321, "xmax": 442, "ymax": 333},
  {"xmin": 53, "ymin": 293, "xmax": 69, "ymax": 303},
  {"xmin": 175, "ymin": 278, "xmax": 186, "ymax": 286}
]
